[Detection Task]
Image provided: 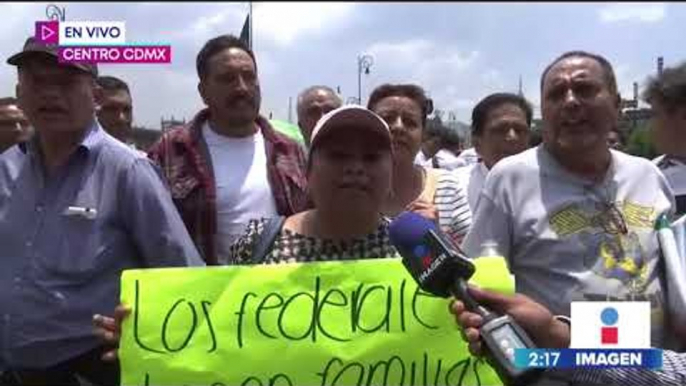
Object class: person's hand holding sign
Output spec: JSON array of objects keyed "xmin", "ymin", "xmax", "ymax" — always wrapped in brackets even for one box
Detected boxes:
[{"xmin": 92, "ymin": 304, "xmax": 131, "ymax": 361}]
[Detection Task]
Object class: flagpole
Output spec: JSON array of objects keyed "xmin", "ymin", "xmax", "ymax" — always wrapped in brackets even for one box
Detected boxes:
[{"xmin": 249, "ymin": 1, "xmax": 253, "ymax": 50}]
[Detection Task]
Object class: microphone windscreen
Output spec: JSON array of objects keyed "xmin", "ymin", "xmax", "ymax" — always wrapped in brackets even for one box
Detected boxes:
[{"xmin": 388, "ymin": 211, "xmax": 438, "ymax": 253}]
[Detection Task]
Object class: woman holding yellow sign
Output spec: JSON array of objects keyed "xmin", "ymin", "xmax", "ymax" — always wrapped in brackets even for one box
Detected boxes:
[{"xmin": 93, "ymin": 105, "xmax": 401, "ymax": 361}]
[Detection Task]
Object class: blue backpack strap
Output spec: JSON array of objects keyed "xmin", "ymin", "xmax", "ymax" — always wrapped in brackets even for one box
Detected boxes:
[{"xmin": 250, "ymin": 216, "xmax": 286, "ymax": 264}]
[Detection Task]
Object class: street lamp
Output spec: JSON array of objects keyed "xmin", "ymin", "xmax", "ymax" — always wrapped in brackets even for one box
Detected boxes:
[
  {"xmin": 46, "ymin": 4, "xmax": 66, "ymax": 21},
  {"xmin": 357, "ymin": 54, "xmax": 374, "ymax": 105}
]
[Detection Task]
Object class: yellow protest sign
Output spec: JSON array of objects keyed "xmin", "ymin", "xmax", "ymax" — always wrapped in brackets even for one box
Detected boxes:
[{"xmin": 119, "ymin": 257, "xmax": 513, "ymax": 386}]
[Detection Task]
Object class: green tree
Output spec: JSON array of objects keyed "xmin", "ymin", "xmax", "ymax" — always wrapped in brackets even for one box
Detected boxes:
[{"xmin": 626, "ymin": 124, "xmax": 658, "ymax": 160}]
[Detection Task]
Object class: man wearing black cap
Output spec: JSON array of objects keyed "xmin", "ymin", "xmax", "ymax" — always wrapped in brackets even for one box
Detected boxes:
[{"xmin": 0, "ymin": 37, "xmax": 204, "ymax": 385}]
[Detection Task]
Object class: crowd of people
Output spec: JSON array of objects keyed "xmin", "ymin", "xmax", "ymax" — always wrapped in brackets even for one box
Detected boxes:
[{"xmin": 1, "ymin": 30, "xmax": 686, "ymax": 386}]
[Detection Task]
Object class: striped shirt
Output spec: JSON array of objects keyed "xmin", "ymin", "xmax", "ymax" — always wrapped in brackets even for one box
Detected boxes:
[{"xmin": 431, "ymin": 167, "xmax": 472, "ymax": 245}]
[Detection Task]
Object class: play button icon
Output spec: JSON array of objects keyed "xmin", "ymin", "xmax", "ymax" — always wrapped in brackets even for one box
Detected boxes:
[
  {"xmin": 41, "ymin": 25, "xmax": 55, "ymax": 41},
  {"xmin": 35, "ymin": 21, "xmax": 59, "ymax": 44}
]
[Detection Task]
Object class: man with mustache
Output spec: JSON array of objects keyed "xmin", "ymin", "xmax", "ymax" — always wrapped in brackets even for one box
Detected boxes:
[
  {"xmin": 462, "ymin": 51, "xmax": 679, "ymax": 382},
  {"xmin": 147, "ymin": 35, "xmax": 310, "ymax": 265},
  {"xmin": 0, "ymin": 37, "xmax": 203, "ymax": 385}
]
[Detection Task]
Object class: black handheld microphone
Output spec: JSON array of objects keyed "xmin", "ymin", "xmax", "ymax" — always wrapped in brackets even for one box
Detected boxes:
[{"xmin": 389, "ymin": 212, "xmax": 542, "ymax": 386}]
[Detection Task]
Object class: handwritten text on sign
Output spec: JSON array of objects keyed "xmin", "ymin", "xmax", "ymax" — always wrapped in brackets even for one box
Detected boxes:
[{"xmin": 119, "ymin": 257, "xmax": 513, "ymax": 386}]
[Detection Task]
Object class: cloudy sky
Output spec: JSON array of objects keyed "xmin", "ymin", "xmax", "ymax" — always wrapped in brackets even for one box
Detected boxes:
[{"xmin": 1, "ymin": 2, "xmax": 684, "ymax": 129}]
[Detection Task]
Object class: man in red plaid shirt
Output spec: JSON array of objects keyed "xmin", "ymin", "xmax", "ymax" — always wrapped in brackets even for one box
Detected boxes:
[{"xmin": 148, "ymin": 35, "xmax": 310, "ymax": 265}]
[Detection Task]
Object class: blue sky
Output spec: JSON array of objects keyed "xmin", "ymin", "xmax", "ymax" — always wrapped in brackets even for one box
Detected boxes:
[{"xmin": 1, "ymin": 2, "xmax": 684, "ymax": 129}]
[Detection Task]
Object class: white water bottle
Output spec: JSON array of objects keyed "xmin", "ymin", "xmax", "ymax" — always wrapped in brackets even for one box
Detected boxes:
[{"xmin": 478, "ymin": 240, "xmax": 503, "ymax": 259}]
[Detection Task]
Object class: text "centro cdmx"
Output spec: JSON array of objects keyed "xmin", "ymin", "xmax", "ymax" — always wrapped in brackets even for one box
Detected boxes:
[{"xmin": 58, "ymin": 46, "xmax": 172, "ymax": 64}]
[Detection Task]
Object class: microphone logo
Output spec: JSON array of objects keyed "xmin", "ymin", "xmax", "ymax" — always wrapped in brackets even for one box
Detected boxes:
[{"xmin": 414, "ymin": 244, "xmax": 432, "ymax": 269}]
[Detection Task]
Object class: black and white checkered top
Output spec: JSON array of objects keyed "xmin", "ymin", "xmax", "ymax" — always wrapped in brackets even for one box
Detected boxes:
[{"xmin": 228, "ymin": 217, "xmax": 398, "ymax": 265}]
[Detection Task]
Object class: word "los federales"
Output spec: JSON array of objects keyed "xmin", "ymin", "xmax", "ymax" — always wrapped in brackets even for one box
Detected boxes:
[{"xmin": 131, "ymin": 276, "xmax": 443, "ymax": 353}]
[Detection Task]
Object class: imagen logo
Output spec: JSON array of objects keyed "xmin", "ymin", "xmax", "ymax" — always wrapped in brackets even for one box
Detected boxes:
[
  {"xmin": 515, "ymin": 301, "xmax": 662, "ymax": 370},
  {"xmin": 600, "ymin": 306, "xmax": 619, "ymax": 345},
  {"xmin": 571, "ymin": 301, "xmax": 650, "ymax": 349},
  {"xmin": 413, "ymin": 244, "xmax": 432, "ymax": 269}
]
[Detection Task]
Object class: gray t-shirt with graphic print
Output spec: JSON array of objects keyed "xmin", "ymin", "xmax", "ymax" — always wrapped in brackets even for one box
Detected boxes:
[{"xmin": 463, "ymin": 145, "xmax": 677, "ymax": 349}]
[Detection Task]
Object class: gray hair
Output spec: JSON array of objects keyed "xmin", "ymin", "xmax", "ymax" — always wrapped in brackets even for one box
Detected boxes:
[{"xmin": 296, "ymin": 85, "xmax": 342, "ymax": 115}]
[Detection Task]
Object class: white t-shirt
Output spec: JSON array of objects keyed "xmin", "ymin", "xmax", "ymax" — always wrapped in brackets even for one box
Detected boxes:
[
  {"xmin": 654, "ymin": 155, "xmax": 686, "ymax": 215},
  {"xmin": 203, "ymin": 123, "xmax": 278, "ymax": 263},
  {"xmin": 454, "ymin": 161, "xmax": 489, "ymax": 214},
  {"xmin": 463, "ymin": 145, "xmax": 676, "ymax": 348},
  {"xmin": 454, "ymin": 147, "xmax": 480, "ymax": 167}
]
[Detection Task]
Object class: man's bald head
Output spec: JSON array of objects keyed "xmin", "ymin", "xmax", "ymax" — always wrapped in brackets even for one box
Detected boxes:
[{"xmin": 296, "ymin": 85, "xmax": 342, "ymax": 146}]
